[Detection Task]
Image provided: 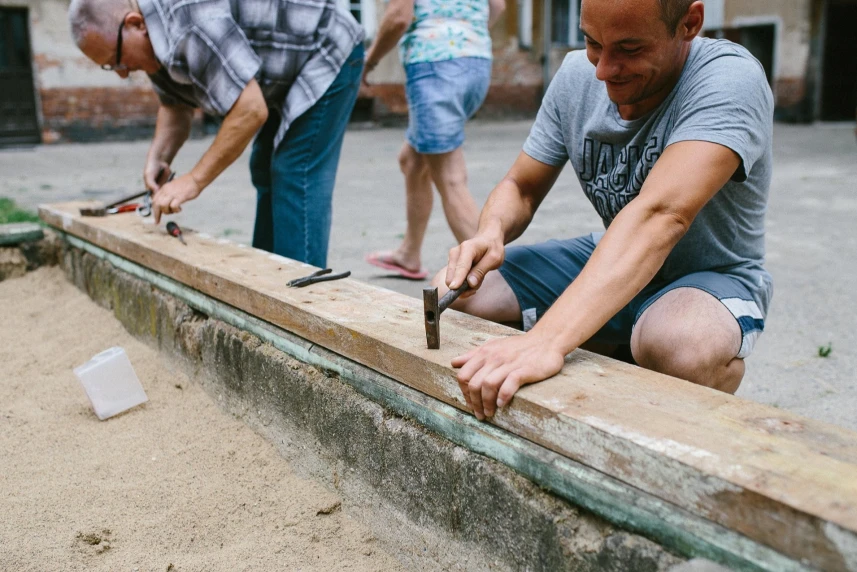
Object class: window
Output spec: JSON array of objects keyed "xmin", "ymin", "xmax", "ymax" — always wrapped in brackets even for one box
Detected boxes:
[
  {"xmin": 551, "ymin": 0, "xmax": 583, "ymax": 47},
  {"xmin": 338, "ymin": 0, "xmax": 377, "ymax": 39}
]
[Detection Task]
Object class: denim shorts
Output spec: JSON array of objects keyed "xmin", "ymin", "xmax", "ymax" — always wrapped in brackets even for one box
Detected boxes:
[
  {"xmin": 498, "ymin": 234, "xmax": 768, "ymax": 359},
  {"xmin": 405, "ymin": 57, "xmax": 492, "ymax": 154}
]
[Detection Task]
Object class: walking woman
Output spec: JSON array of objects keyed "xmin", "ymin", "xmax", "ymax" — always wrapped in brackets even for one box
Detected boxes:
[{"xmin": 364, "ymin": 0, "xmax": 505, "ymax": 279}]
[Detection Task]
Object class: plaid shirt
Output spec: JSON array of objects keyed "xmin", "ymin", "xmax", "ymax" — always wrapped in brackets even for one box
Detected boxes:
[{"xmin": 139, "ymin": 0, "xmax": 364, "ymax": 148}]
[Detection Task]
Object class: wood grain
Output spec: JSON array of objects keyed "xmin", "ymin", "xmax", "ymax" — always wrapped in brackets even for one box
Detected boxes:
[{"xmin": 42, "ymin": 203, "xmax": 857, "ymax": 570}]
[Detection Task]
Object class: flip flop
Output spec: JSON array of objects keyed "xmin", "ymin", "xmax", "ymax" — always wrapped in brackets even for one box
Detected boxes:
[{"xmin": 365, "ymin": 252, "xmax": 429, "ymax": 280}]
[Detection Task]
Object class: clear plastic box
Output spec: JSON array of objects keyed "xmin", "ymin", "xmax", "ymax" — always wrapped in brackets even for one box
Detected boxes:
[{"xmin": 73, "ymin": 347, "xmax": 148, "ymax": 420}]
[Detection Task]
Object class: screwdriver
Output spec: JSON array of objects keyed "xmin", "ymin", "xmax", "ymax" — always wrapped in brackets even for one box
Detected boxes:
[{"xmin": 166, "ymin": 221, "xmax": 187, "ymax": 245}]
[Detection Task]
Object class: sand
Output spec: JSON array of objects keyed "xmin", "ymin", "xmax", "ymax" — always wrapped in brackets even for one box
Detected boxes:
[{"xmin": 0, "ymin": 267, "xmax": 404, "ymax": 572}]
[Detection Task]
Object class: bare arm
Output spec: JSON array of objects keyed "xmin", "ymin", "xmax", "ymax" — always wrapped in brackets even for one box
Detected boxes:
[
  {"xmin": 143, "ymin": 103, "xmax": 194, "ymax": 191},
  {"xmin": 488, "ymin": 0, "xmax": 506, "ymax": 28},
  {"xmin": 529, "ymin": 141, "xmax": 740, "ymax": 354},
  {"xmin": 152, "ymin": 79, "xmax": 268, "ymax": 223},
  {"xmin": 453, "ymin": 141, "xmax": 742, "ymax": 420},
  {"xmin": 446, "ymin": 151, "xmax": 563, "ymax": 289},
  {"xmin": 363, "ymin": 0, "xmax": 415, "ymax": 77}
]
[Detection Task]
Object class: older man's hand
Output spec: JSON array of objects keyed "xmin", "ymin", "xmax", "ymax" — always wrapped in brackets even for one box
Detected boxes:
[{"xmin": 152, "ymin": 174, "xmax": 202, "ymax": 224}]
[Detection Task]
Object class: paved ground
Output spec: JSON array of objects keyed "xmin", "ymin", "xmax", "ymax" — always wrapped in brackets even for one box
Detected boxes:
[{"xmin": 2, "ymin": 120, "xmax": 855, "ymax": 430}]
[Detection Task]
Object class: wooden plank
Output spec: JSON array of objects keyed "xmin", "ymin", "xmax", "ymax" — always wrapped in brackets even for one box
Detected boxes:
[
  {"xmin": 41, "ymin": 202, "xmax": 857, "ymax": 570},
  {"xmin": 0, "ymin": 222, "xmax": 43, "ymax": 246}
]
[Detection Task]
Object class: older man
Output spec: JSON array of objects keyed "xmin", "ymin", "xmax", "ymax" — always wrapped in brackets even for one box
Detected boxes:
[
  {"xmin": 438, "ymin": 0, "xmax": 774, "ymax": 420},
  {"xmin": 68, "ymin": 0, "xmax": 365, "ymax": 267}
]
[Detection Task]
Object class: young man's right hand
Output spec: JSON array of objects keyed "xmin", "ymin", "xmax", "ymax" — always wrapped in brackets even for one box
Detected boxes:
[{"xmin": 445, "ymin": 226, "xmax": 506, "ymax": 297}]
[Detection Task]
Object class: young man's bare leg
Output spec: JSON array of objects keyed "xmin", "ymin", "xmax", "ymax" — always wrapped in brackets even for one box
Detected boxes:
[{"xmin": 631, "ymin": 287, "xmax": 745, "ymax": 393}]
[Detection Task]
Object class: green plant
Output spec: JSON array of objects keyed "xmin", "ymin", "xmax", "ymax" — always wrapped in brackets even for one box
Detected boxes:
[
  {"xmin": 818, "ymin": 343, "xmax": 833, "ymax": 358},
  {"xmin": 0, "ymin": 197, "xmax": 40, "ymax": 224}
]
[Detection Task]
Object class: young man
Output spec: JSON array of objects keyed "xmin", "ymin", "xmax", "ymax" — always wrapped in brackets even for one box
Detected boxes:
[
  {"xmin": 68, "ymin": 0, "xmax": 365, "ymax": 267},
  {"xmin": 437, "ymin": 0, "xmax": 774, "ymax": 420}
]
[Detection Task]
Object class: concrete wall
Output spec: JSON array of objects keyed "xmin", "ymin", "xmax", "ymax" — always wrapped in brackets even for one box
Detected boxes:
[
  {"xmin": 367, "ymin": 3, "xmax": 543, "ymax": 120},
  {"xmin": 1, "ymin": 0, "xmax": 164, "ymax": 142},
  {"xmin": 722, "ymin": 0, "xmax": 813, "ymax": 117},
  {"xmin": 5, "ymin": 0, "xmax": 828, "ymax": 143},
  {"xmin": 7, "ymin": 0, "xmax": 542, "ymax": 142}
]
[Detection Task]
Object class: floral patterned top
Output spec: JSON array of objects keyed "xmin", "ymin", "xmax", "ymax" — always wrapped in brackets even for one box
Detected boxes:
[{"xmin": 398, "ymin": 0, "xmax": 492, "ymax": 65}]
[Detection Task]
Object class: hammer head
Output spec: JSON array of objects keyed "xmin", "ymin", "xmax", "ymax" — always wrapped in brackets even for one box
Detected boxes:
[
  {"xmin": 79, "ymin": 205, "xmax": 108, "ymax": 216},
  {"xmin": 423, "ymin": 287, "xmax": 440, "ymax": 349}
]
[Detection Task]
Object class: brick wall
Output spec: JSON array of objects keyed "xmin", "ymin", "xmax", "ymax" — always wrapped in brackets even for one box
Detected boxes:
[{"xmin": 38, "ymin": 87, "xmax": 205, "ymax": 143}]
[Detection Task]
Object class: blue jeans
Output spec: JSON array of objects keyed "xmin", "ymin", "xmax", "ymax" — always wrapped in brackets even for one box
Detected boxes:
[
  {"xmin": 250, "ymin": 44, "xmax": 364, "ymax": 267},
  {"xmin": 405, "ymin": 57, "xmax": 492, "ymax": 154}
]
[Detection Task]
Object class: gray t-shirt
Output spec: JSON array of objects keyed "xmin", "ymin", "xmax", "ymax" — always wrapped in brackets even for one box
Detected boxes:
[{"xmin": 523, "ymin": 37, "xmax": 774, "ymax": 315}]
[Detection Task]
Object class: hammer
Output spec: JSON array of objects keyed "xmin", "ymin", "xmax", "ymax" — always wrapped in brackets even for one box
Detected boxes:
[
  {"xmin": 423, "ymin": 282, "xmax": 470, "ymax": 349},
  {"xmin": 79, "ymin": 190, "xmax": 149, "ymax": 217}
]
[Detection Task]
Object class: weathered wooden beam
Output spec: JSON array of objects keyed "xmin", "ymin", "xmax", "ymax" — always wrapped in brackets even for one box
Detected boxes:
[{"xmin": 40, "ymin": 203, "xmax": 857, "ymax": 570}]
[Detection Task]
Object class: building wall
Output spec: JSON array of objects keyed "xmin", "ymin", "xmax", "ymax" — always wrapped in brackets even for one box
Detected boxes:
[
  {"xmin": 8, "ymin": 0, "xmax": 543, "ymax": 143},
  {"xmin": 2, "ymin": 0, "xmax": 165, "ymax": 143},
  {"xmin": 723, "ymin": 0, "xmax": 813, "ymax": 116},
  {"xmin": 4, "ymin": 0, "xmax": 833, "ymax": 145},
  {"xmin": 366, "ymin": 2, "xmax": 543, "ymax": 121}
]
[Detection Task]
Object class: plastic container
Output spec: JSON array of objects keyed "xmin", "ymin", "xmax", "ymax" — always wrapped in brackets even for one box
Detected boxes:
[{"xmin": 73, "ymin": 347, "xmax": 148, "ymax": 420}]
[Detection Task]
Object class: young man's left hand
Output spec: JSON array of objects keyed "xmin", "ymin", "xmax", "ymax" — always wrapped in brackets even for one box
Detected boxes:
[
  {"xmin": 452, "ymin": 332, "xmax": 566, "ymax": 420},
  {"xmin": 152, "ymin": 174, "xmax": 202, "ymax": 223}
]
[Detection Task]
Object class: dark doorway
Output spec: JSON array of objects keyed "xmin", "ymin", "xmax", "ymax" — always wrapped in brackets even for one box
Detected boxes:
[
  {"xmin": 0, "ymin": 8, "xmax": 40, "ymax": 146},
  {"xmin": 820, "ymin": 0, "xmax": 857, "ymax": 120},
  {"xmin": 715, "ymin": 24, "xmax": 776, "ymax": 86}
]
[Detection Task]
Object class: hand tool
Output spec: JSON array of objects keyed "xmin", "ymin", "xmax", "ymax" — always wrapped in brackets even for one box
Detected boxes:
[
  {"xmin": 287, "ymin": 268, "xmax": 351, "ymax": 288},
  {"xmin": 423, "ymin": 282, "xmax": 470, "ymax": 349},
  {"xmin": 166, "ymin": 221, "xmax": 187, "ymax": 245},
  {"xmin": 105, "ymin": 203, "xmax": 143, "ymax": 215},
  {"xmin": 80, "ymin": 190, "xmax": 149, "ymax": 216},
  {"xmin": 79, "ymin": 170, "xmax": 174, "ymax": 217},
  {"xmin": 137, "ymin": 172, "xmax": 174, "ymax": 218}
]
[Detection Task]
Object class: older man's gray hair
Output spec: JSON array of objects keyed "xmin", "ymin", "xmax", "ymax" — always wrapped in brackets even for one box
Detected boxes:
[{"xmin": 68, "ymin": 0, "xmax": 136, "ymax": 46}]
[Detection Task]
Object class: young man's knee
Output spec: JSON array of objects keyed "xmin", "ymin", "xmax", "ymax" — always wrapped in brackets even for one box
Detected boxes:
[{"xmin": 632, "ymin": 331, "xmax": 744, "ymax": 393}]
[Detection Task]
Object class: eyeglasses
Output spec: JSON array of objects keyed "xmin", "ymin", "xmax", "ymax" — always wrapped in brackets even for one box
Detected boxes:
[{"xmin": 101, "ymin": 18, "xmax": 128, "ymax": 72}]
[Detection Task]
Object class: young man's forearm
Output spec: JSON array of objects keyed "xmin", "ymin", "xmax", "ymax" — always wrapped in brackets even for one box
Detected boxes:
[
  {"xmin": 477, "ymin": 152, "xmax": 562, "ymax": 245},
  {"xmin": 529, "ymin": 140, "xmax": 741, "ymax": 355},
  {"xmin": 530, "ymin": 197, "xmax": 688, "ymax": 354}
]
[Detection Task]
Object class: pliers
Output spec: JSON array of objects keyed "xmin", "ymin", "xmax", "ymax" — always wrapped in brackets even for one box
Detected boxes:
[
  {"xmin": 137, "ymin": 171, "xmax": 175, "ymax": 218},
  {"xmin": 287, "ymin": 268, "xmax": 351, "ymax": 288}
]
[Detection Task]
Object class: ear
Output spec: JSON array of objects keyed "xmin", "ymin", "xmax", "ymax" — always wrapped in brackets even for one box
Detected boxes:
[{"xmin": 681, "ymin": 1, "xmax": 705, "ymax": 41}]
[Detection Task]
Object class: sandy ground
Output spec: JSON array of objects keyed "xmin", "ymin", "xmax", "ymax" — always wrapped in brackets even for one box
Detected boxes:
[{"xmin": 0, "ymin": 267, "xmax": 404, "ymax": 572}]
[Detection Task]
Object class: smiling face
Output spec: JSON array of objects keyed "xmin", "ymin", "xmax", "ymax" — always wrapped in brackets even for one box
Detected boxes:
[
  {"xmin": 580, "ymin": 0, "xmax": 703, "ymax": 120},
  {"xmin": 80, "ymin": 12, "xmax": 161, "ymax": 78}
]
